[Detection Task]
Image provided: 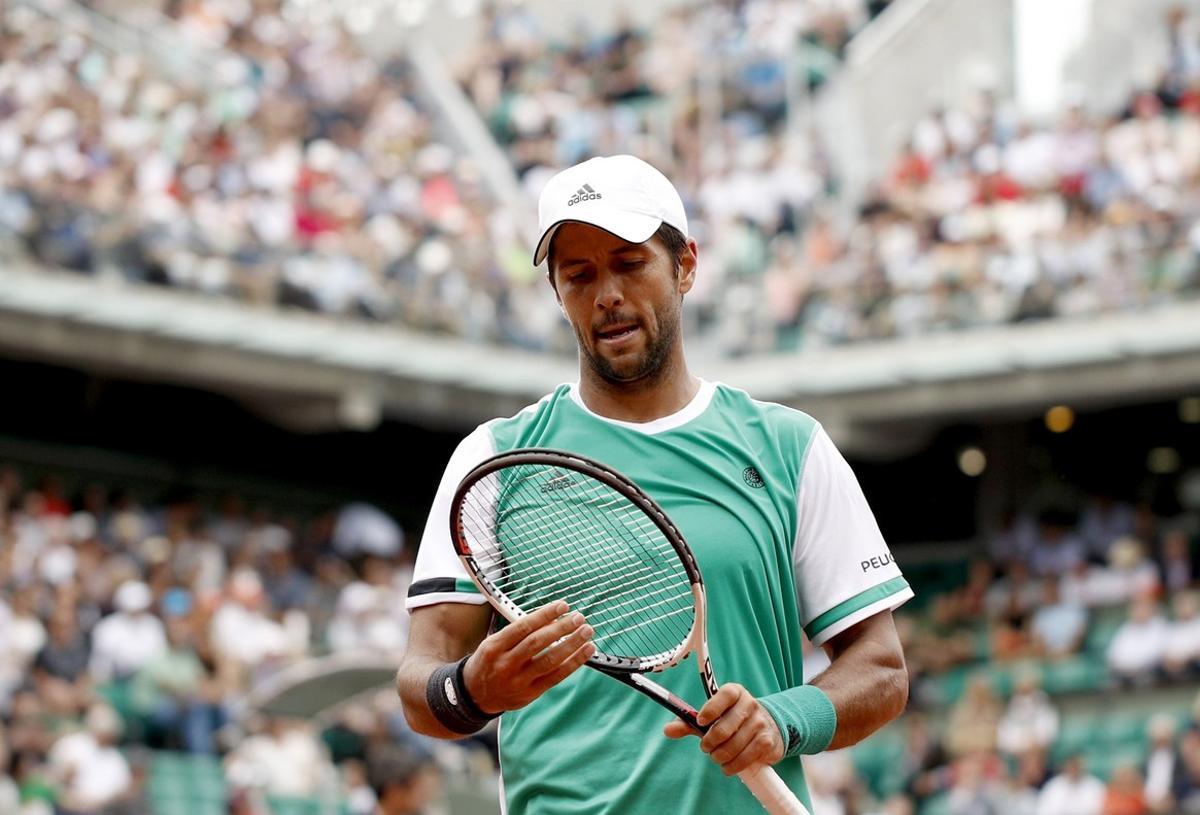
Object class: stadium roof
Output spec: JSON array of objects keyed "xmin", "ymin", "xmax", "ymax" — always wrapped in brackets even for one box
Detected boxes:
[{"xmin": 2, "ymin": 266, "xmax": 1198, "ymax": 458}]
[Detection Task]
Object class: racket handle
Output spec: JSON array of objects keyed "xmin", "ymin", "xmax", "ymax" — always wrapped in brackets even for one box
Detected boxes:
[{"xmin": 737, "ymin": 763, "xmax": 811, "ymax": 815}]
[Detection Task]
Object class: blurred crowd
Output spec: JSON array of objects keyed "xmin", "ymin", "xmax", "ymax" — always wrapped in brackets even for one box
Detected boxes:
[
  {"xmin": 2, "ymin": 458, "xmax": 1198, "ymax": 814},
  {"xmin": 8, "ymin": 0, "xmax": 1198, "ymax": 357},
  {"xmin": 0, "ymin": 465, "xmax": 479, "ymax": 815},
  {"xmin": 801, "ymin": 485, "xmax": 1200, "ymax": 815},
  {"xmin": 805, "ymin": 701, "xmax": 1200, "ymax": 815},
  {"xmin": 0, "ymin": 0, "xmax": 542, "ymax": 347},
  {"xmin": 464, "ymin": 2, "xmax": 1200, "ymax": 354}
]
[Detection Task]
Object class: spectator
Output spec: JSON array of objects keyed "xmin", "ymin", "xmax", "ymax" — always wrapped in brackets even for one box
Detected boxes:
[
  {"xmin": 260, "ymin": 536, "xmax": 313, "ymax": 612},
  {"xmin": 997, "ymin": 670, "xmax": 1059, "ymax": 758},
  {"xmin": 1030, "ymin": 507, "xmax": 1088, "ymax": 578},
  {"xmin": 985, "ymin": 560, "xmax": 1040, "ymax": 617},
  {"xmin": 1104, "ymin": 764, "xmax": 1149, "ymax": 815},
  {"xmin": 873, "ymin": 795, "xmax": 916, "ymax": 815},
  {"xmin": 945, "ymin": 751, "xmax": 1010, "ymax": 814},
  {"xmin": 945, "ymin": 676, "xmax": 1002, "ymax": 758},
  {"xmin": 899, "ymin": 712, "xmax": 952, "ymax": 800},
  {"xmin": 47, "ymin": 703, "xmax": 132, "ymax": 815},
  {"xmin": 1174, "ymin": 725, "xmax": 1200, "ymax": 811},
  {"xmin": 990, "ymin": 589, "xmax": 1035, "ymax": 663},
  {"xmin": 1159, "ymin": 529, "xmax": 1198, "ymax": 593},
  {"xmin": 209, "ymin": 568, "xmax": 291, "ymax": 681},
  {"xmin": 0, "ymin": 731, "xmax": 18, "ymax": 813},
  {"xmin": 88, "ymin": 580, "xmax": 167, "ymax": 683},
  {"xmin": 130, "ymin": 612, "xmax": 224, "ymax": 754},
  {"xmin": 1164, "ymin": 591, "xmax": 1200, "ymax": 677},
  {"xmin": 225, "ymin": 717, "xmax": 334, "ymax": 798},
  {"xmin": 327, "ymin": 580, "xmax": 405, "ymax": 655},
  {"xmin": 34, "ymin": 607, "xmax": 90, "ymax": 684},
  {"xmin": 1080, "ymin": 494, "xmax": 1137, "ymax": 563},
  {"xmin": 366, "ymin": 746, "xmax": 442, "ymax": 815},
  {"xmin": 332, "ymin": 503, "xmax": 405, "ymax": 559},
  {"xmin": 1030, "ymin": 577, "xmax": 1087, "ymax": 658},
  {"xmin": 1036, "ymin": 754, "xmax": 1106, "ymax": 815},
  {"xmin": 0, "ymin": 585, "xmax": 47, "ymax": 702},
  {"xmin": 1106, "ymin": 538, "xmax": 1162, "ymax": 605},
  {"xmin": 1145, "ymin": 714, "xmax": 1180, "ymax": 813},
  {"xmin": 1011, "ymin": 747, "xmax": 1051, "ymax": 807},
  {"xmin": 1108, "ymin": 595, "xmax": 1170, "ymax": 686}
]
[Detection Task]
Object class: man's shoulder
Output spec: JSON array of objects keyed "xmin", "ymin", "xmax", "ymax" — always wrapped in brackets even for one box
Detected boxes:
[
  {"xmin": 710, "ymin": 383, "xmax": 822, "ymax": 442},
  {"xmin": 479, "ymin": 383, "xmax": 574, "ymax": 452}
]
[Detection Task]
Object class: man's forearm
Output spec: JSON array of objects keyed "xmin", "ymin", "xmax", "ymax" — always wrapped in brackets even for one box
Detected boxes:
[
  {"xmin": 811, "ymin": 613, "xmax": 908, "ymax": 750},
  {"xmin": 397, "ymin": 653, "xmax": 476, "ymax": 740}
]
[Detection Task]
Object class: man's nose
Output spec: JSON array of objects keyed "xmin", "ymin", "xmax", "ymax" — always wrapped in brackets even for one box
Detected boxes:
[{"xmin": 594, "ymin": 271, "xmax": 624, "ymax": 311}]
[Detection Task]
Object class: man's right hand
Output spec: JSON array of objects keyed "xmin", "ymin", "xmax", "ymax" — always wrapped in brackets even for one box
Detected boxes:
[{"xmin": 461, "ymin": 600, "xmax": 596, "ymax": 714}]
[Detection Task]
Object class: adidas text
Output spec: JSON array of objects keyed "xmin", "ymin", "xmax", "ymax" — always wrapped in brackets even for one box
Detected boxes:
[{"xmin": 567, "ymin": 192, "xmax": 601, "ymax": 206}]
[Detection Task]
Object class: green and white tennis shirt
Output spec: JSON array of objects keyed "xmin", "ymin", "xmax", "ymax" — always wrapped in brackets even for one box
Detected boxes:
[{"xmin": 407, "ymin": 380, "xmax": 912, "ymax": 814}]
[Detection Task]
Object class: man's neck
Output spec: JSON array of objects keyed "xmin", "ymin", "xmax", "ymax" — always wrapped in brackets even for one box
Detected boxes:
[{"xmin": 577, "ymin": 352, "xmax": 700, "ymax": 424}]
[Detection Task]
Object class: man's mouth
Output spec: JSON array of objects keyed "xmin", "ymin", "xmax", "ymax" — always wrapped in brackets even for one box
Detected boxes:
[{"xmin": 595, "ymin": 323, "xmax": 640, "ymax": 343}]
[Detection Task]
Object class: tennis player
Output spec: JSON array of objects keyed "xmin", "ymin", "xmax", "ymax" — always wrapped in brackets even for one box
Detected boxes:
[{"xmin": 397, "ymin": 155, "xmax": 912, "ymax": 813}]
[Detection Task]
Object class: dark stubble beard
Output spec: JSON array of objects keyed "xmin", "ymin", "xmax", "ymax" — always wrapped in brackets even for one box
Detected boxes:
[{"xmin": 575, "ymin": 297, "xmax": 681, "ymax": 385}]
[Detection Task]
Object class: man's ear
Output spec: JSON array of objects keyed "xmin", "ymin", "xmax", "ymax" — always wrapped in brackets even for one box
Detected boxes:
[{"xmin": 678, "ymin": 238, "xmax": 699, "ymax": 295}]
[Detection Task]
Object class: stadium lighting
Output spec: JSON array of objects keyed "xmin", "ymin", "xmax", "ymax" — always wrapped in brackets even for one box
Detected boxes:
[
  {"xmin": 1147, "ymin": 447, "xmax": 1182, "ymax": 475},
  {"xmin": 1044, "ymin": 405, "xmax": 1075, "ymax": 434},
  {"xmin": 957, "ymin": 447, "xmax": 987, "ymax": 477},
  {"xmin": 1181, "ymin": 398, "xmax": 1200, "ymax": 424}
]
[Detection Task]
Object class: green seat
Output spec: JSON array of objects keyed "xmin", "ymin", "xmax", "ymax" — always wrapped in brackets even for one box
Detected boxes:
[
  {"xmin": 1097, "ymin": 712, "xmax": 1148, "ymax": 748},
  {"xmin": 1042, "ymin": 656, "xmax": 1106, "ymax": 695},
  {"xmin": 851, "ymin": 738, "xmax": 905, "ymax": 798},
  {"xmin": 1085, "ymin": 743, "xmax": 1146, "ymax": 781},
  {"xmin": 1055, "ymin": 715, "xmax": 1098, "ymax": 753},
  {"xmin": 926, "ymin": 664, "xmax": 973, "ymax": 706},
  {"xmin": 268, "ymin": 798, "xmax": 351, "ymax": 815},
  {"xmin": 1085, "ymin": 609, "xmax": 1125, "ymax": 656},
  {"xmin": 987, "ymin": 664, "xmax": 1015, "ymax": 698},
  {"xmin": 918, "ymin": 792, "xmax": 952, "ymax": 815},
  {"xmin": 96, "ymin": 680, "xmax": 150, "ymax": 742}
]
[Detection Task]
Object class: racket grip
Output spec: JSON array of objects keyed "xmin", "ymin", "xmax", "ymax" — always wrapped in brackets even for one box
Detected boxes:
[{"xmin": 737, "ymin": 764, "xmax": 811, "ymax": 815}]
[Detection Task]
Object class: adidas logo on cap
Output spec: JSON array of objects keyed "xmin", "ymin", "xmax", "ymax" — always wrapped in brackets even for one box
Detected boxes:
[{"xmin": 567, "ymin": 183, "xmax": 601, "ymax": 206}]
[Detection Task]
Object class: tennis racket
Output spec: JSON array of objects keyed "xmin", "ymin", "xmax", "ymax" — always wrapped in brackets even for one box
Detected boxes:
[{"xmin": 450, "ymin": 448, "xmax": 810, "ymax": 815}]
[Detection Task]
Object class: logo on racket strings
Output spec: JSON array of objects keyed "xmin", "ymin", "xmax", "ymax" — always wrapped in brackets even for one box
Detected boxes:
[
  {"xmin": 540, "ymin": 474, "xmax": 578, "ymax": 493},
  {"xmin": 742, "ymin": 467, "xmax": 765, "ymax": 489}
]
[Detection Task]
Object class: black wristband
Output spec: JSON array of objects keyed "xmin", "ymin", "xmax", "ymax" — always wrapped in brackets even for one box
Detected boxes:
[{"xmin": 426, "ymin": 655, "xmax": 497, "ymax": 735}]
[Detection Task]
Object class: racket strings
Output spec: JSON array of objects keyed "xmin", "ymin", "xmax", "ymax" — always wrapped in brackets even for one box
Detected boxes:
[
  {"xmin": 458, "ymin": 462, "xmax": 695, "ymax": 662},
  {"xmin": 461, "ymin": 496, "xmax": 674, "ymax": 606},
  {"xmin": 463, "ymin": 469, "xmax": 677, "ymax": 596}
]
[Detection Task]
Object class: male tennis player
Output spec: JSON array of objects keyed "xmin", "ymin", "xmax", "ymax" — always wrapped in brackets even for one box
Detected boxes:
[{"xmin": 397, "ymin": 155, "xmax": 911, "ymax": 813}]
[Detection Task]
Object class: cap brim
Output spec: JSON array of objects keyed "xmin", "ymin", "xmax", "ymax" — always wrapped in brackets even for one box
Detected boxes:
[{"xmin": 532, "ymin": 213, "xmax": 662, "ymax": 267}]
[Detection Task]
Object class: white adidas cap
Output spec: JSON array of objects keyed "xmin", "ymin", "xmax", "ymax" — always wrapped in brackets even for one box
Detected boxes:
[{"xmin": 533, "ymin": 155, "xmax": 688, "ymax": 267}]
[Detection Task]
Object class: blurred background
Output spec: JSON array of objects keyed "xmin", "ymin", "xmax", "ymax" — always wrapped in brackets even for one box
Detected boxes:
[{"xmin": 0, "ymin": 0, "xmax": 1199, "ymax": 812}]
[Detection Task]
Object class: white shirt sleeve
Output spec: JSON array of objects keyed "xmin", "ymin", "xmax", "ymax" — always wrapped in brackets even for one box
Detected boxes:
[
  {"xmin": 405, "ymin": 424, "xmax": 497, "ymax": 611},
  {"xmin": 793, "ymin": 424, "xmax": 913, "ymax": 645}
]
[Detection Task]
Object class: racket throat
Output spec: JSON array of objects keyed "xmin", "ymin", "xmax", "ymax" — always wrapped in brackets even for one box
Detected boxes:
[{"xmin": 622, "ymin": 673, "xmax": 705, "ymax": 732}]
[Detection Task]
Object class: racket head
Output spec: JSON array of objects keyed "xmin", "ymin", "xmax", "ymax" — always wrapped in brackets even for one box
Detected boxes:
[{"xmin": 450, "ymin": 448, "xmax": 706, "ymax": 675}]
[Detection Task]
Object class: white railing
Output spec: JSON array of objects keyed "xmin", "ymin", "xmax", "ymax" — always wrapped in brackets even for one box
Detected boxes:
[
  {"xmin": 1065, "ymin": 0, "xmax": 1200, "ymax": 114},
  {"xmin": 812, "ymin": 0, "xmax": 1017, "ymax": 201}
]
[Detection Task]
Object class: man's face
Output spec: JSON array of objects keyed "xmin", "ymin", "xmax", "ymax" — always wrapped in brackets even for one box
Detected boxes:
[{"xmin": 550, "ymin": 223, "xmax": 694, "ymax": 384}]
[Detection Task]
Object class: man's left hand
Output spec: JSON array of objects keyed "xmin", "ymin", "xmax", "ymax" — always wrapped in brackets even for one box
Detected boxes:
[{"xmin": 662, "ymin": 683, "xmax": 784, "ymax": 775}]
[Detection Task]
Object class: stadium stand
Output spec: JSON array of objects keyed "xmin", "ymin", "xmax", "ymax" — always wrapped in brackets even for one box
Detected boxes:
[
  {"xmin": 4, "ymin": 0, "xmax": 1196, "ymax": 359},
  {"xmin": 0, "ymin": 462, "xmax": 500, "ymax": 815},
  {"xmin": 2, "ymin": 2, "xmax": 1200, "ymax": 814},
  {"xmin": 0, "ymin": 0, "xmax": 550, "ymax": 348},
  {"xmin": 460, "ymin": 1, "xmax": 1200, "ymax": 355},
  {"xmin": 1, "ymin": 453, "xmax": 1197, "ymax": 814}
]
